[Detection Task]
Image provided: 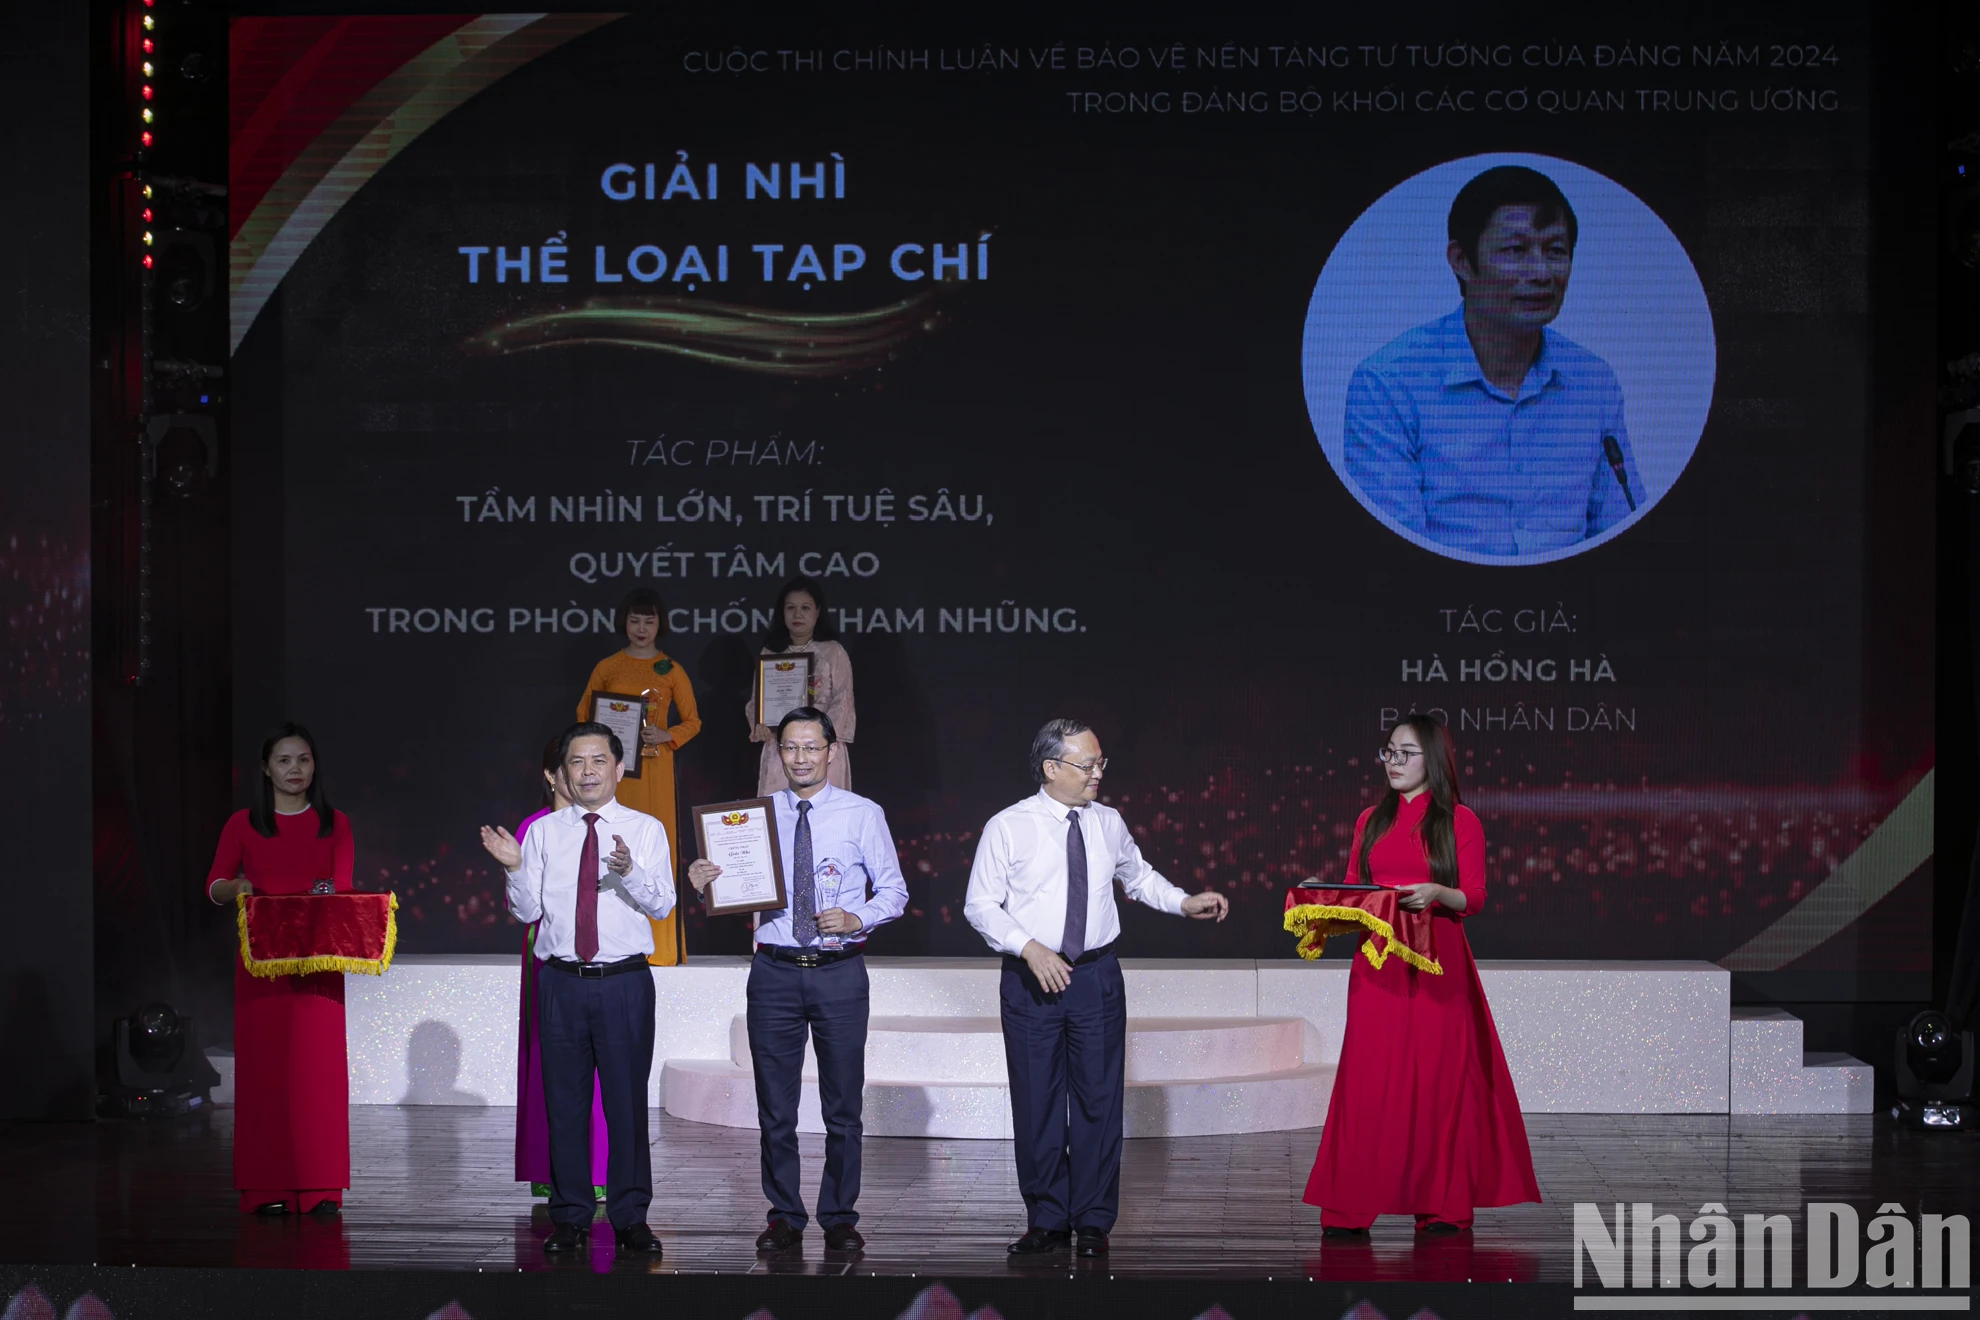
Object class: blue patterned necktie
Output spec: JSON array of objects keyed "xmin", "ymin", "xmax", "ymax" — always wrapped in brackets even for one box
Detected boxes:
[
  {"xmin": 1062, "ymin": 807, "xmax": 1087, "ymax": 962},
  {"xmin": 791, "ymin": 798, "xmax": 816, "ymax": 946}
]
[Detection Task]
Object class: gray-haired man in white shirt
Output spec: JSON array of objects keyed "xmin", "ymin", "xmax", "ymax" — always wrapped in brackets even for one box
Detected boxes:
[{"xmin": 964, "ymin": 718, "xmax": 1227, "ymax": 1259}]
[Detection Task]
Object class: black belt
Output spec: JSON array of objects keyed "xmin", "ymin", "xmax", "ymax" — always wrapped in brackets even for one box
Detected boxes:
[
  {"xmin": 756, "ymin": 944, "xmax": 864, "ymax": 968},
  {"xmin": 543, "ymin": 955, "xmax": 649, "ymax": 979},
  {"xmin": 1005, "ymin": 940, "xmax": 1116, "ymax": 967}
]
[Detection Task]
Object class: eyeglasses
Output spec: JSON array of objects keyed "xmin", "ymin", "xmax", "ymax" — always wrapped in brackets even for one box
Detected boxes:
[
  {"xmin": 1048, "ymin": 756, "xmax": 1108, "ymax": 776},
  {"xmin": 779, "ymin": 742, "xmax": 830, "ymax": 756},
  {"xmin": 1376, "ymin": 746, "xmax": 1423, "ymax": 767}
]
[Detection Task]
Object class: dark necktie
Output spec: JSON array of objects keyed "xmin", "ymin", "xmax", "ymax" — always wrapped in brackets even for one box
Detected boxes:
[
  {"xmin": 791, "ymin": 799, "xmax": 816, "ymax": 946},
  {"xmin": 1062, "ymin": 807, "xmax": 1087, "ymax": 962},
  {"xmin": 575, "ymin": 812, "xmax": 601, "ymax": 962}
]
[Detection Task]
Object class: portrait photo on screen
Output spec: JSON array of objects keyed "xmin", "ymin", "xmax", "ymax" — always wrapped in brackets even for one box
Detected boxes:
[{"xmin": 1301, "ymin": 152, "xmax": 1716, "ymax": 567}]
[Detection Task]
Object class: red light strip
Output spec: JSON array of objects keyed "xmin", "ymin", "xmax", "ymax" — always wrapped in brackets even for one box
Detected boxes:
[{"xmin": 137, "ymin": 4, "xmax": 152, "ymax": 271}]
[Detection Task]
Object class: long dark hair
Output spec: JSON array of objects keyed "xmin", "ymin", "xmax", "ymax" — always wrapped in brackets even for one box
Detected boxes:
[
  {"xmin": 249, "ymin": 721, "xmax": 336, "ymax": 839},
  {"xmin": 763, "ymin": 575, "xmax": 837, "ymax": 651},
  {"xmin": 1356, "ymin": 713, "xmax": 1462, "ymax": 890},
  {"xmin": 537, "ymin": 735, "xmax": 564, "ymax": 808}
]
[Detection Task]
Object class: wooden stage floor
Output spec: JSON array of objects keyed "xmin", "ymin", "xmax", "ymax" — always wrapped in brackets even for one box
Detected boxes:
[{"xmin": 1, "ymin": 1107, "xmax": 1973, "ymax": 1282}]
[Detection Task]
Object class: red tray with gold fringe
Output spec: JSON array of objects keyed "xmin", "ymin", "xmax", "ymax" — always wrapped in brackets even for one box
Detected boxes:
[
  {"xmin": 1282, "ymin": 885, "xmax": 1442, "ymax": 975},
  {"xmin": 236, "ymin": 892, "xmax": 398, "ymax": 978}
]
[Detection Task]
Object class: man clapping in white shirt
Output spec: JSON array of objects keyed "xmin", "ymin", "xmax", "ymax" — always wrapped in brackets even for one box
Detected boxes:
[{"xmin": 482, "ymin": 722, "xmax": 673, "ymax": 1257}]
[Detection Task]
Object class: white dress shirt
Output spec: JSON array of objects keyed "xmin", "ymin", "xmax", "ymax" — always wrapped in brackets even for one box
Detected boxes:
[
  {"xmin": 505, "ymin": 798, "xmax": 675, "ymax": 961},
  {"xmin": 753, "ymin": 784, "xmax": 908, "ymax": 948},
  {"xmin": 964, "ymin": 789, "xmax": 1186, "ymax": 958}
]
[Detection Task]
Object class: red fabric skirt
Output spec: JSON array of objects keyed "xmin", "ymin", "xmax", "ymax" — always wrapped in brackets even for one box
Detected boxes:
[
  {"xmin": 233, "ymin": 959, "xmax": 349, "ymax": 1212},
  {"xmin": 1303, "ymin": 919, "xmax": 1539, "ymax": 1226}
]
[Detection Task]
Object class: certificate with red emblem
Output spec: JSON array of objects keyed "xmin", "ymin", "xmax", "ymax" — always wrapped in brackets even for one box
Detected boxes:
[
  {"xmin": 755, "ymin": 652, "xmax": 815, "ymax": 729},
  {"xmin": 588, "ymin": 690, "xmax": 648, "ymax": 780},
  {"xmin": 692, "ymin": 797, "xmax": 787, "ymax": 915}
]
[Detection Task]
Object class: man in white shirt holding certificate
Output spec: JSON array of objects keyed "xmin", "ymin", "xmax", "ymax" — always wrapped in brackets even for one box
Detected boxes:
[
  {"xmin": 688, "ymin": 705, "xmax": 907, "ymax": 1258},
  {"xmin": 964, "ymin": 718, "xmax": 1228, "ymax": 1259},
  {"xmin": 482, "ymin": 722, "xmax": 674, "ymax": 1257}
]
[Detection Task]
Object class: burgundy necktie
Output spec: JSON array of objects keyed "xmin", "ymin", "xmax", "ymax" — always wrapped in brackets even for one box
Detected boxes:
[{"xmin": 575, "ymin": 812, "xmax": 602, "ymax": 962}]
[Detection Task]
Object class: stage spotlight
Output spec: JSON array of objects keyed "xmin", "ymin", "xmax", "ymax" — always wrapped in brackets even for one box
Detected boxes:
[
  {"xmin": 108, "ymin": 1002, "xmax": 220, "ymax": 1119},
  {"xmin": 1903, "ymin": 1012, "xmax": 1968, "ymax": 1084},
  {"xmin": 1891, "ymin": 1010, "xmax": 1976, "ymax": 1131},
  {"xmin": 147, "ymin": 228, "xmax": 220, "ymax": 364},
  {"xmin": 130, "ymin": 1003, "xmax": 184, "ymax": 1072},
  {"xmin": 153, "ymin": 234, "xmax": 206, "ymax": 312},
  {"xmin": 145, "ymin": 414, "xmax": 218, "ymax": 499},
  {"xmin": 155, "ymin": 426, "xmax": 212, "ymax": 497}
]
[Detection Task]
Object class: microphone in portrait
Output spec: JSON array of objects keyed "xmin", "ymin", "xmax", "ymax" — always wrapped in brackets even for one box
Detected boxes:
[{"xmin": 1601, "ymin": 434, "xmax": 1635, "ymax": 511}]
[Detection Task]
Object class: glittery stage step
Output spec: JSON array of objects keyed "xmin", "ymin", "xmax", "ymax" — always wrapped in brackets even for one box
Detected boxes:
[
  {"xmin": 660, "ymin": 1052, "xmax": 1337, "ymax": 1139},
  {"xmin": 724, "ymin": 1015, "xmax": 1310, "ymax": 1085},
  {"xmin": 1730, "ymin": 1007, "xmax": 1874, "ymax": 1114},
  {"xmin": 349, "ymin": 955, "xmax": 1868, "ymax": 1117}
]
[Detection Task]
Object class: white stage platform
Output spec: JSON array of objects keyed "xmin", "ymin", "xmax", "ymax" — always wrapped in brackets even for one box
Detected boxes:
[{"xmin": 345, "ymin": 955, "xmax": 1872, "ymax": 1137}]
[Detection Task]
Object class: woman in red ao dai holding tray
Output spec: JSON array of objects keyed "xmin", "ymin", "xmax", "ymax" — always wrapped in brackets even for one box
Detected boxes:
[
  {"xmin": 205, "ymin": 723, "xmax": 356, "ymax": 1216},
  {"xmin": 1304, "ymin": 713, "xmax": 1539, "ymax": 1235}
]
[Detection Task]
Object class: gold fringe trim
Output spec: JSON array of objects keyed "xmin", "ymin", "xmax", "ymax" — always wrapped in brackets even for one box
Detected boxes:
[
  {"xmin": 1283, "ymin": 902, "xmax": 1443, "ymax": 975},
  {"xmin": 236, "ymin": 892, "xmax": 399, "ymax": 979}
]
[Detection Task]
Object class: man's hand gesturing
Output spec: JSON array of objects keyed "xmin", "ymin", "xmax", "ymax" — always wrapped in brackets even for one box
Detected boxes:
[{"xmin": 479, "ymin": 825, "xmax": 522, "ymax": 871}]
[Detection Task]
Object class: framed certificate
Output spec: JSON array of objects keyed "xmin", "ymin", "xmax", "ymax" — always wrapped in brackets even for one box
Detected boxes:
[
  {"xmin": 692, "ymin": 797, "xmax": 788, "ymax": 916},
  {"xmin": 755, "ymin": 652, "xmax": 815, "ymax": 730},
  {"xmin": 587, "ymin": 691, "xmax": 647, "ymax": 780}
]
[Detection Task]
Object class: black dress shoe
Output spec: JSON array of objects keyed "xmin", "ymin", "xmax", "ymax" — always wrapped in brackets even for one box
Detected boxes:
[
  {"xmin": 755, "ymin": 1219, "xmax": 803, "ymax": 1253},
  {"xmin": 615, "ymin": 1223, "xmax": 663, "ymax": 1254},
  {"xmin": 253, "ymin": 1202, "xmax": 288, "ymax": 1216},
  {"xmin": 307, "ymin": 1199, "xmax": 341, "ymax": 1217},
  {"xmin": 823, "ymin": 1223, "xmax": 865, "ymax": 1254},
  {"xmin": 1075, "ymin": 1227, "xmax": 1110, "ymax": 1257},
  {"xmin": 1321, "ymin": 1225, "xmax": 1371, "ymax": 1239},
  {"xmin": 543, "ymin": 1222, "xmax": 587, "ymax": 1253},
  {"xmin": 1007, "ymin": 1227, "xmax": 1071, "ymax": 1255},
  {"xmin": 1417, "ymin": 1220, "xmax": 1466, "ymax": 1236}
]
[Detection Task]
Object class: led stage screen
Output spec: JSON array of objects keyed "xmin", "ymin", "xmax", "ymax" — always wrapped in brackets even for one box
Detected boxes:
[{"xmin": 228, "ymin": 7, "xmax": 1930, "ymax": 968}]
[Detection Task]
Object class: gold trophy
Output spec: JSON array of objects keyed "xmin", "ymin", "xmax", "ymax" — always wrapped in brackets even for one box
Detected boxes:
[{"xmin": 639, "ymin": 687, "xmax": 665, "ymax": 757}]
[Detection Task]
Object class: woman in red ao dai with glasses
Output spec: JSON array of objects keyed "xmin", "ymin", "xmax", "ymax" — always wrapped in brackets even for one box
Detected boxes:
[{"xmin": 1304, "ymin": 713, "xmax": 1539, "ymax": 1235}]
